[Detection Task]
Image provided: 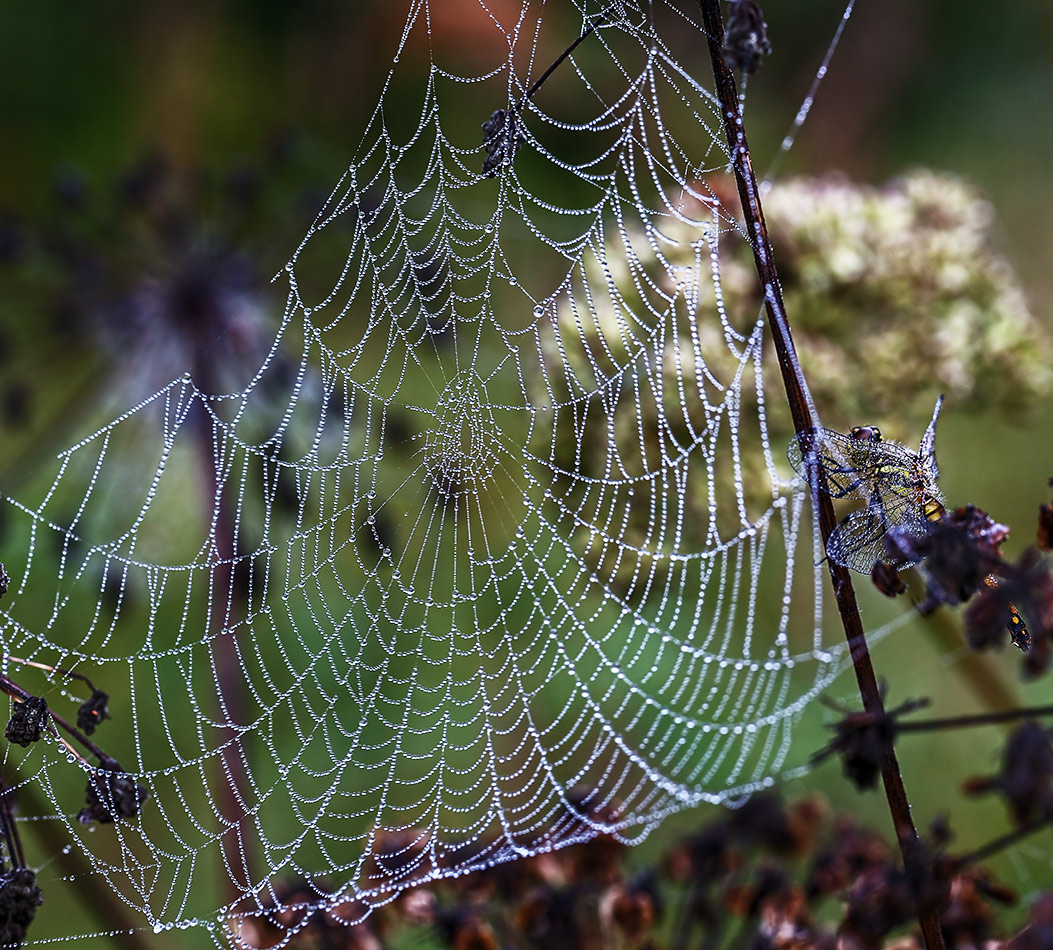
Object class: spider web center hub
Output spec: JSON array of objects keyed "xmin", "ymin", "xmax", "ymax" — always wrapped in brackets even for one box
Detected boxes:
[{"xmin": 424, "ymin": 371, "xmax": 499, "ymax": 498}]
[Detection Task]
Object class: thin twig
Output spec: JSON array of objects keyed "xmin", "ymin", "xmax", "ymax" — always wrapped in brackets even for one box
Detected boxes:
[
  {"xmin": 898, "ymin": 705, "xmax": 1053, "ymax": 734},
  {"xmin": 4, "ymin": 655, "xmax": 98, "ymax": 695},
  {"xmin": 515, "ymin": 8, "xmax": 612, "ymax": 113},
  {"xmin": 951, "ymin": 816, "xmax": 1053, "ymax": 871},
  {"xmin": 0, "ymin": 674, "xmax": 107, "ymax": 762},
  {"xmin": 696, "ymin": 3, "xmax": 945, "ymax": 948}
]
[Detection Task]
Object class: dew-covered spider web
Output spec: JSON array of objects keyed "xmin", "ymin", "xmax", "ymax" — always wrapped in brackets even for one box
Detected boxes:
[{"xmin": 0, "ymin": 1, "xmax": 882, "ymax": 945}]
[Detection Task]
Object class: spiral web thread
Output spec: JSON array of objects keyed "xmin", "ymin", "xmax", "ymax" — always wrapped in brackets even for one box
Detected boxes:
[{"xmin": 0, "ymin": 1, "xmax": 870, "ymax": 944}]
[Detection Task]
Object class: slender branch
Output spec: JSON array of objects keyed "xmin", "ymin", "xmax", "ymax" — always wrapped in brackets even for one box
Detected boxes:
[
  {"xmin": 4, "ymin": 656, "xmax": 98, "ymax": 695},
  {"xmin": 0, "ymin": 774, "xmax": 24, "ymax": 869},
  {"xmin": 951, "ymin": 816, "xmax": 1053, "ymax": 871},
  {"xmin": 515, "ymin": 8, "xmax": 611, "ymax": 112},
  {"xmin": 696, "ymin": 3, "xmax": 945, "ymax": 948},
  {"xmin": 0, "ymin": 674, "xmax": 107, "ymax": 762},
  {"xmin": 898, "ymin": 705, "xmax": 1053, "ymax": 734}
]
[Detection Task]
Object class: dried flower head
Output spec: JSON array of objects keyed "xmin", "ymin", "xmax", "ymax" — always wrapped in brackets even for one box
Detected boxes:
[
  {"xmin": 603, "ymin": 874, "xmax": 659, "ymax": 943},
  {"xmin": 871, "ymin": 560, "xmax": 906, "ymax": 598},
  {"xmin": 5, "ymin": 696, "xmax": 49, "ymax": 748},
  {"xmin": 481, "ymin": 109, "xmax": 525, "ymax": 177},
  {"xmin": 724, "ymin": 862, "xmax": 791, "ymax": 918},
  {"xmin": 965, "ymin": 547, "xmax": 1053, "ymax": 668},
  {"xmin": 722, "ymin": 0, "xmax": 772, "ymax": 74},
  {"xmin": 1037, "ymin": 499, "xmax": 1053, "ymax": 552},
  {"xmin": 728, "ymin": 791, "xmax": 817, "ymax": 858},
  {"xmin": 887, "ymin": 504, "xmax": 1006, "ymax": 612},
  {"xmin": 962, "ymin": 722, "xmax": 1053, "ymax": 827},
  {"xmin": 76, "ymin": 689, "xmax": 110, "ymax": 735},
  {"xmin": 806, "ymin": 817, "xmax": 891, "ymax": 900},
  {"xmin": 77, "ymin": 761, "xmax": 149, "ymax": 825},
  {"xmin": 938, "ymin": 868, "xmax": 1014, "ymax": 949},
  {"xmin": 812, "ymin": 697, "xmax": 928, "ymax": 792},
  {"xmin": 0, "ymin": 869, "xmax": 43, "ymax": 947},
  {"xmin": 1009, "ymin": 892, "xmax": 1053, "ymax": 950},
  {"xmin": 839, "ymin": 865, "xmax": 915, "ymax": 949}
]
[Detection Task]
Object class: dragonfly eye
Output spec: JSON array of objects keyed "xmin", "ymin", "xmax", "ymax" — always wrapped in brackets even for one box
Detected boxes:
[{"xmin": 850, "ymin": 425, "xmax": 882, "ymax": 443}]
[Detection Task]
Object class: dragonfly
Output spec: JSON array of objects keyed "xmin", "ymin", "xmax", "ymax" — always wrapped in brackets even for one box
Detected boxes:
[
  {"xmin": 788, "ymin": 397, "xmax": 1030, "ymax": 651},
  {"xmin": 788, "ymin": 397, "xmax": 946, "ymax": 575}
]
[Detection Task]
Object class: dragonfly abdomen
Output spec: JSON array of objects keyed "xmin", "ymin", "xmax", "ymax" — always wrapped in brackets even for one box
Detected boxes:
[{"xmin": 922, "ymin": 494, "xmax": 946, "ymax": 524}]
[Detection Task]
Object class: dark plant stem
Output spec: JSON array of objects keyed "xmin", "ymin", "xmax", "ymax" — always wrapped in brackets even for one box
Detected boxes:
[
  {"xmin": 898, "ymin": 705, "xmax": 1053, "ymax": 733},
  {"xmin": 190, "ymin": 368, "xmax": 254, "ymax": 901},
  {"xmin": 672, "ymin": 882, "xmax": 696, "ymax": 950},
  {"xmin": 0, "ymin": 775, "xmax": 24, "ymax": 869},
  {"xmin": 697, "ymin": 3, "xmax": 945, "ymax": 948},
  {"xmin": 17, "ymin": 781, "xmax": 154, "ymax": 950}
]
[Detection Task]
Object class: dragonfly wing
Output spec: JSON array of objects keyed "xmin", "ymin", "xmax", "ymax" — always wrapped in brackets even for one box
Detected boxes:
[
  {"xmin": 789, "ymin": 428, "xmax": 914, "ymax": 500},
  {"xmin": 827, "ymin": 497, "xmax": 934, "ymax": 574},
  {"xmin": 919, "ymin": 394, "xmax": 944, "ymax": 482},
  {"xmin": 826, "ymin": 506, "xmax": 901, "ymax": 574}
]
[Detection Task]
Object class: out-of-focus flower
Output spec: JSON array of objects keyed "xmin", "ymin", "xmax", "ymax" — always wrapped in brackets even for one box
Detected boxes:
[
  {"xmin": 722, "ymin": 0, "xmax": 772, "ymax": 75},
  {"xmin": 961, "ymin": 722, "xmax": 1053, "ymax": 826},
  {"xmin": 532, "ymin": 170, "xmax": 1048, "ymax": 589},
  {"xmin": 0, "ymin": 139, "xmax": 318, "ymax": 485}
]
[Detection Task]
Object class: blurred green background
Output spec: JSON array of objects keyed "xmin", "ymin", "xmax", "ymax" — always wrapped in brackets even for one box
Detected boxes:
[{"xmin": 0, "ymin": 0, "xmax": 1051, "ymax": 945}]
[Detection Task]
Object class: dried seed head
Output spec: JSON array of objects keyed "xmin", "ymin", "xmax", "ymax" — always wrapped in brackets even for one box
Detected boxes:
[
  {"xmin": 77, "ymin": 763, "xmax": 149, "ymax": 825},
  {"xmin": 0, "ymin": 869, "xmax": 43, "ymax": 947},
  {"xmin": 481, "ymin": 109, "xmax": 525, "ymax": 177},
  {"xmin": 895, "ymin": 505, "xmax": 1007, "ymax": 611},
  {"xmin": 963, "ymin": 723, "xmax": 1053, "ymax": 827},
  {"xmin": 5, "ymin": 697, "xmax": 48, "ymax": 748},
  {"xmin": 722, "ymin": 0, "xmax": 772, "ymax": 75},
  {"xmin": 811, "ymin": 697, "xmax": 927, "ymax": 792},
  {"xmin": 871, "ymin": 560, "xmax": 907, "ymax": 598},
  {"xmin": 76, "ymin": 689, "xmax": 110, "ymax": 735}
]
